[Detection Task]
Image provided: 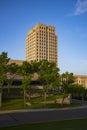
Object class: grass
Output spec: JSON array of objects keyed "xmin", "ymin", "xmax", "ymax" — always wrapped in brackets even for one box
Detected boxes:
[
  {"xmin": 31, "ymin": 95, "xmax": 60, "ymax": 102},
  {"xmin": 1, "ymin": 98, "xmax": 24, "ymax": 110},
  {"xmin": 0, "ymin": 97, "xmax": 81, "ymax": 110},
  {"xmin": 1, "ymin": 118, "xmax": 87, "ymax": 130}
]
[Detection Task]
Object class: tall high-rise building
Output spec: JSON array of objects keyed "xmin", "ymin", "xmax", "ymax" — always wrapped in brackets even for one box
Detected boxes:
[{"xmin": 26, "ymin": 23, "xmax": 58, "ymax": 65}]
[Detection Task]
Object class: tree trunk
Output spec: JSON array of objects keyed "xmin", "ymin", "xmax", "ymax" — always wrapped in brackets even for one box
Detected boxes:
[
  {"xmin": 44, "ymin": 91, "xmax": 47, "ymax": 107},
  {"xmin": 81, "ymin": 94, "xmax": 84, "ymax": 105},
  {"xmin": 24, "ymin": 89, "xmax": 26, "ymax": 108},
  {"xmin": 28, "ymin": 91, "xmax": 31, "ymax": 102},
  {"xmin": 61, "ymin": 93, "xmax": 65, "ymax": 106},
  {"xmin": 8, "ymin": 84, "xmax": 11, "ymax": 94},
  {"xmin": 61, "ymin": 96, "xmax": 65, "ymax": 106},
  {"xmin": 0, "ymin": 92, "xmax": 2, "ymax": 107}
]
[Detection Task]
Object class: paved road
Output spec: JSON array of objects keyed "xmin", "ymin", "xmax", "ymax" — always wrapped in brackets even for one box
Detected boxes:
[{"xmin": 0, "ymin": 107, "xmax": 87, "ymax": 127}]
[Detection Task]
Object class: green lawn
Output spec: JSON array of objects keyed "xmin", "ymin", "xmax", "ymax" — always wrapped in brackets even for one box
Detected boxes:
[
  {"xmin": 0, "ymin": 97, "xmax": 81, "ymax": 110},
  {"xmin": 1, "ymin": 98, "xmax": 24, "ymax": 110},
  {"xmin": 1, "ymin": 118, "xmax": 87, "ymax": 130}
]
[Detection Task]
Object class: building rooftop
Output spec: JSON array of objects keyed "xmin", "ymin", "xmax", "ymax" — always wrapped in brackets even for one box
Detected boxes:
[{"xmin": 8, "ymin": 59, "xmax": 24, "ymax": 65}]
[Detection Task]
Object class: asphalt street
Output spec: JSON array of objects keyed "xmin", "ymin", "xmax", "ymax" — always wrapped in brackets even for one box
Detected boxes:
[{"xmin": 0, "ymin": 107, "xmax": 87, "ymax": 127}]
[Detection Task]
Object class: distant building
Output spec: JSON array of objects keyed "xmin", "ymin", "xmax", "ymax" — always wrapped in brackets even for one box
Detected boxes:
[
  {"xmin": 75, "ymin": 75, "xmax": 87, "ymax": 88},
  {"xmin": 7, "ymin": 60, "xmax": 87, "ymax": 89},
  {"xmin": 8, "ymin": 59, "xmax": 23, "ymax": 65},
  {"xmin": 26, "ymin": 23, "xmax": 58, "ymax": 65}
]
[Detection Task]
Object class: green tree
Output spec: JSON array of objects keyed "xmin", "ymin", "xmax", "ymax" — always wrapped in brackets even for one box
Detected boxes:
[
  {"xmin": 61, "ymin": 72, "xmax": 75, "ymax": 105},
  {"xmin": 22, "ymin": 75, "xmax": 31, "ymax": 108},
  {"xmin": 6, "ymin": 63, "xmax": 19, "ymax": 94},
  {"xmin": 38, "ymin": 60, "xmax": 60, "ymax": 106},
  {"xmin": 31, "ymin": 60, "xmax": 40, "ymax": 73},
  {"xmin": 0, "ymin": 52, "xmax": 10, "ymax": 107},
  {"xmin": 19, "ymin": 61, "xmax": 32, "ymax": 107},
  {"xmin": 76, "ymin": 84, "xmax": 85, "ymax": 103},
  {"xmin": 61, "ymin": 72, "xmax": 75, "ymax": 93},
  {"xmin": 69, "ymin": 84, "xmax": 86, "ymax": 105},
  {"xmin": 19, "ymin": 61, "xmax": 33, "ymax": 76}
]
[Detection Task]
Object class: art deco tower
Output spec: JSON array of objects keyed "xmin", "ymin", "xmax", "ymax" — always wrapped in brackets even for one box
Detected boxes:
[{"xmin": 26, "ymin": 23, "xmax": 58, "ymax": 65}]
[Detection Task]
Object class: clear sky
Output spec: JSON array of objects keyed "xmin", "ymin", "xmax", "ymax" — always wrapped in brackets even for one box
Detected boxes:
[{"xmin": 0, "ymin": 0, "xmax": 87, "ymax": 75}]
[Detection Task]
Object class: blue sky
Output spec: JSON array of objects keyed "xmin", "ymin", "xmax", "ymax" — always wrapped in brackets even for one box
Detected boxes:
[{"xmin": 0, "ymin": 0, "xmax": 87, "ymax": 75}]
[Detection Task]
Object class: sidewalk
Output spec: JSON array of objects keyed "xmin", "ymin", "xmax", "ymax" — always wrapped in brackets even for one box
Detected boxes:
[{"xmin": 0, "ymin": 105, "xmax": 87, "ymax": 114}]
